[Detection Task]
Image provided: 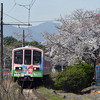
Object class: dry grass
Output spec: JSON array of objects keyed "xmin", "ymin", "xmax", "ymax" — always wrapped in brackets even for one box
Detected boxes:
[{"xmin": 0, "ymin": 76, "xmax": 22, "ymax": 100}]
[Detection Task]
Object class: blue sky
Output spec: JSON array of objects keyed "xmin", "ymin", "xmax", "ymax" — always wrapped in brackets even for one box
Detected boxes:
[{"xmin": 0, "ymin": 0, "xmax": 100, "ymax": 26}]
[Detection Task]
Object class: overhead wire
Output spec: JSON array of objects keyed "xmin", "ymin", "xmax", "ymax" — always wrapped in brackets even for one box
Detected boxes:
[
  {"xmin": 14, "ymin": 0, "xmax": 30, "ymax": 7},
  {"xmin": 7, "ymin": 2, "xmax": 16, "ymax": 13},
  {"xmin": 4, "ymin": 3, "xmax": 17, "ymax": 20},
  {"xmin": 13, "ymin": 0, "xmax": 37, "ymax": 25},
  {"xmin": 3, "ymin": 12, "xmax": 28, "ymax": 25},
  {"xmin": 1, "ymin": 0, "xmax": 56, "ymax": 41},
  {"xmin": 28, "ymin": 0, "xmax": 37, "ymax": 25},
  {"xmin": 30, "ymin": 0, "xmax": 36, "ymax": 9},
  {"xmin": 2, "ymin": 0, "xmax": 98, "ymax": 27},
  {"xmin": 1, "ymin": 0, "xmax": 60, "ymax": 28},
  {"xmin": 2, "ymin": 0, "xmax": 37, "ymax": 27},
  {"xmin": 13, "ymin": 0, "xmax": 36, "ymax": 9},
  {"xmin": 15, "ymin": 0, "xmax": 37, "ymax": 41},
  {"xmin": 5, "ymin": 20, "xmax": 56, "ymax": 24}
]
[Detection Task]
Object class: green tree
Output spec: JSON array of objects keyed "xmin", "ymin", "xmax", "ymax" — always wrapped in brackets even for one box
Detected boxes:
[
  {"xmin": 11, "ymin": 41, "xmax": 22, "ymax": 48},
  {"xmin": 4, "ymin": 36, "xmax": 17, "ymax": 45},
  {"xmin": 54, "ymin": 63, "xmax": 94, "ymax": 93},
  {"xmin": 68, "ymin": 63, "xmax": 94, "ymax": 86},
  {"xmin": 54, "ymin": 67, "xmax": 87, "ymax": 93},
  {"xmin": 29, "ymin": 41, "xmax": 39, "ymax": 46},
  {"xmin": 28, "ymin": 41, "xmax": 45, "ymax": 50}
]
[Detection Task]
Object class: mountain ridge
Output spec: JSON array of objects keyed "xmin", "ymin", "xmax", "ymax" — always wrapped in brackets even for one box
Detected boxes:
[{"xmin": 3, "ymin": 21, "xmax": 60, "ymax": 42}]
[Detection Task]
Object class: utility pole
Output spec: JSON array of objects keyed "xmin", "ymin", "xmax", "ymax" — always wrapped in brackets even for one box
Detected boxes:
[
  {"xmin": 14, "ymin": 30, "xmax": 27, "ymax": 47},
  {"xmin": 4, "ymin": 46, "xmax": 6, "ymax": 68},
  {"xmin": 22, "ymin": 30, "xmax": 25, "ymax": 47},
  {"xmin": 0, "ymin": 3, "xmax": 3, "ymax": 80}
]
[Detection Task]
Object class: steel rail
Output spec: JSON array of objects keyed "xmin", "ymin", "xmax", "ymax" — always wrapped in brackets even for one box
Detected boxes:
[
  {"xmin": 21, "ymin": 93, "xmax": 27, "ymax": 100},
  {"xmin": 32, "ymin": 88, "xmax": 47, "ymax": 100}
]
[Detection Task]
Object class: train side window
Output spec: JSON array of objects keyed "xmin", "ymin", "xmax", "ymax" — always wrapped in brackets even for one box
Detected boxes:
[
  {"xmin": 24, "ymin": 50, "xmax": 31, "ymax": 65},
  {"xmin": 14, "ymin": 50, "xmax": 23, "ymax": 64},
  {"xmin": 33, "ymin": 50, "xmax": 41, "ymax": 65}
]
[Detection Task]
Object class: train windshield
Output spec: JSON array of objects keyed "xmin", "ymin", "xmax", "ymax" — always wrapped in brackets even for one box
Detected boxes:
[
  {"xmin": 24, "ymin": 50, "xmax": 31, "ymax": 65},
  {"xmin": 14, "ymin": 50, "xmax": 23, "ymax": 64},
  {"xmin": 33, "ymin": 50, "xmax": 41, "ymax": 65}
]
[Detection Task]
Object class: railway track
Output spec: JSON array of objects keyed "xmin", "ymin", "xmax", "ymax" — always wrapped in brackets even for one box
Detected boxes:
[{"xmin": 21, "ymin": 88, "xmax": 47, "ymax": 100}]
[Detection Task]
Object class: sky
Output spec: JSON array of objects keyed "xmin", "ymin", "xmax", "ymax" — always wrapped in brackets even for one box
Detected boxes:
[{"xmin": 0, "ymin": 0, "xmax": 100, "ymax": 26}]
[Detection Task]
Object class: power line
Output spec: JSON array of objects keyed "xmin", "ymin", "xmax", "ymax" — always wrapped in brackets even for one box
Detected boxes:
[
  {"xmin": 13, "ymin": 0, "xmax": 37, "ymax": 25},
  {"xmin": 14, "ymin": 0, "xmax": 30, "ymax": 7},
  {"xmin": 3, "ymin": 3, "xmax": 16, "ymax": 21},
  {"xmin": 2, "ymin": 12, "xmax": 31, "ymax": 26},
  {"xmin": 2, "ymin": 11, "xmax": 56, "ymax": 26},
  {"xmin": 2, "ymin": 23, "xmax": 32, "ymax": 26},
  {"xmin": 1, "ymin": 0, "xmax": 37, "ymax": 27},
  {"xmin": 13, "ymin": 0, "xmax": 36, "ymax": 9},
  {"xmin": 7, "ymin": 3, "xmax": 16, "ymax": 13},
  {"xmin": 30, "ymin": 0, "xmax": 36, "ymax": 9},
  {"xmin": 4, "ymin": 20, "xmax": 56, "ymax": 24}
]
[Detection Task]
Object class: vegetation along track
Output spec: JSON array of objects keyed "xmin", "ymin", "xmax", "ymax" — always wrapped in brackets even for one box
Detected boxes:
[{"xmin": 21, "ymin": 88, "xmax": 47, "ymax": 100}]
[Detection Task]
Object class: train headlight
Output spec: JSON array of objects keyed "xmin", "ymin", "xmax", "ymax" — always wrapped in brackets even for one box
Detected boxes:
[
  {"xmin": 19, "ymin": 67, "xmax": 21, "ymax": 70},
  {"xmin": 33, "ymin": 67, "xmax": 40, "ymax": 71},
  {"xmin": 34, "ymin": 68, "xmax": 36, "ymax": 70},
  {"xmin": 15, "ymin": 67, "xmax": 22, "ymax": 71}
]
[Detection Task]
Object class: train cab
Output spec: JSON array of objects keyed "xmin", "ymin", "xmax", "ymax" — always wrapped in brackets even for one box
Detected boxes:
[{"xmin": 12, "ymin": 46, "xmax": 51, "ymax": 81}]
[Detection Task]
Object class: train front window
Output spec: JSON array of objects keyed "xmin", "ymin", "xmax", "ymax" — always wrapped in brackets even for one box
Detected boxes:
[
  {"xmin": 14, "ymin": 50, "xmax": 23, "ymax": 64},
  {"xmin": 33, "ymin": 50, "xmax": 41, "ymax": 65},
  {"xmin": 24, "ymin": 50, "xmax": 31, "ymax": 65}
]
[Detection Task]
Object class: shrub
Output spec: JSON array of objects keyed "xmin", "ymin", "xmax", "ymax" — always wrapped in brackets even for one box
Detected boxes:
[
  {"xmin": 68, "ymin": 63, "xmax": 94, "ymax": 86},
  {"xmin": 54, "ymin": 67, "xmax": 87, "ymax": 93},
  {"xmin": 54, "ymin": 63, "xmax": 94, "ymax": 93}
]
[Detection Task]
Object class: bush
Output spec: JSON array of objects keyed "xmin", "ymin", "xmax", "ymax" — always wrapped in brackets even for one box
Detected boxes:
[
  {"xmin": 54, "ymin": 63, "xmax": 94, "ymax": 93},
  {"xmin": 54, "ymin": 67, "xmax": 87, "ymax": 93},
  {"xmin": 68, "ymin": 63, "xmax": 94, "ymax": 86}
]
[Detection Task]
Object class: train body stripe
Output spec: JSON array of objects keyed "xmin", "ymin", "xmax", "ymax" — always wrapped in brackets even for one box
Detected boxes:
[{"xmin": 40, "ymin": 57, "xmax": 43, "ymax": 74}]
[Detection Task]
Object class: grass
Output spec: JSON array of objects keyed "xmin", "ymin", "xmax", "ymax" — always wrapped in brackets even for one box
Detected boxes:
[
  {"xmin": 38, "ymin": 87, "xmax": 66, "ymax": 100},
  {"xmin": 0, "ymin": 77, "xmax": 21, "ymax": 100},
  {"xmin": 55, "ymin": 90, "xmax": 66, "ymax": 93},
  {"xmin": 38, "ymin": 87, "xmax": 98, "ymax": 100}
]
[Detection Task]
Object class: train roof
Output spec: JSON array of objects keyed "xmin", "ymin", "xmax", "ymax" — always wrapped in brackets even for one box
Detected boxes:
[{"xmin": 13, "ymin": 46, "xmax": 43, "ymax": 52}]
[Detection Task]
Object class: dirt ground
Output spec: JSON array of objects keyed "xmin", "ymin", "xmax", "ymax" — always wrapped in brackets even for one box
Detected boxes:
[{"xmin": 53, "ymin": 85, "xmax": 100, "ymax": 100}]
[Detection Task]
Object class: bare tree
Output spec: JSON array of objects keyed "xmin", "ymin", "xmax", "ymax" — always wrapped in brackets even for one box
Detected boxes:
[{"xmin": 14, "ymin": 31, "xmax": 32, "ymax": 41}]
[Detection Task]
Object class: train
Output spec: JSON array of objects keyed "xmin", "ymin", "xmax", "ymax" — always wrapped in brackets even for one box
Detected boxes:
[{"xmin": 12, "ymin": 46, "xmax": 51, "ymax": 81}]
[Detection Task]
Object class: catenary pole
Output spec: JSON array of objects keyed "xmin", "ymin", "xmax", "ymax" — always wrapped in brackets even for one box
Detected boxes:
[
  {"xmin": 22, "ymin": 30, "xmax": 25, "ymax": 47},
  {"xmin": 0, "ymin": 3, "xmax": 3, "ymax": 80}
]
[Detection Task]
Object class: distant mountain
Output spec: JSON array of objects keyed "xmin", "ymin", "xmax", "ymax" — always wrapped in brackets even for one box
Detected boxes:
[{"xmin": 3, "ymin": 21, "xmax": 60, "ymax": 42}]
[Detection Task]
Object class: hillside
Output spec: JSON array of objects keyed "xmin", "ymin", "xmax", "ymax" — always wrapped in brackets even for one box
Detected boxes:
[{"xmin": 3, "ymin": 21, "xmax": 60, "ymax": 42}]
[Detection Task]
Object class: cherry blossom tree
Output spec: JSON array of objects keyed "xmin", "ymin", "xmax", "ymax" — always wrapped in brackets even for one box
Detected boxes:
[{"xmin": 43, "ymin": 9, "xmax": 100, "ymax": 68}]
